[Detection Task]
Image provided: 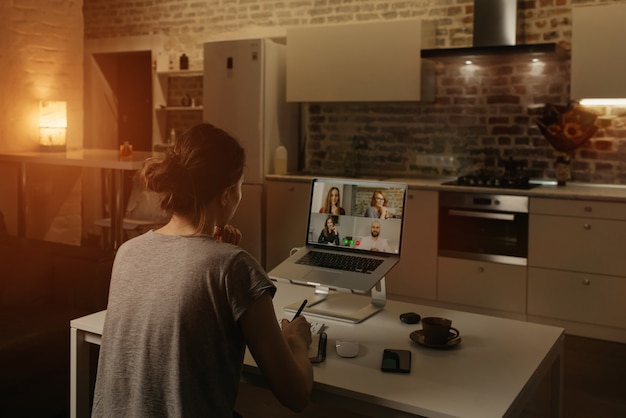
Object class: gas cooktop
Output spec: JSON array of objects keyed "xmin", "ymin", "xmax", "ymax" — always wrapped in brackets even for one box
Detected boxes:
[{"xmin": 442, "ymin": 174, "xmax": 542, "ymax": 190}]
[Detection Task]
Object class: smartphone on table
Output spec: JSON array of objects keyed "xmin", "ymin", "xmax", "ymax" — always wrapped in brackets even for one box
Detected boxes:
[{"xmin": 381, "ymin": 348, "xmax": 411, "ymax": 373}]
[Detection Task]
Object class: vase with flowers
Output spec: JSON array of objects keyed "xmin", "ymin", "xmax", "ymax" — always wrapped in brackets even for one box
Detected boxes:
[{"xmin": 537, "ymin": 102, "xmax": 598, "ymax": 186}]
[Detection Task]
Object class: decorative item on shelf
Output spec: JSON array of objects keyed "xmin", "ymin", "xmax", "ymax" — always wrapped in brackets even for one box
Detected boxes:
[
  {"xmin": 179, "ymin": 53, "xmax": 189, "ymax": 70},
  {"xmin": 169, "ymin": 128, "xmax": 176, "ymax": 144},
  {"xmin": 273, "ymin": 143, "xmax": 288, "ymax": 174},
  {"xmin": 119, "ymin": 141, "xmax": 133, "ymax": 160},
  {"xmin": 536, "ymin": 102, "xmax": 598, "ymax": 186},
  {"xmin": 181, "ymin": 93, "xmax": 192, "ymax": 107},
  {"xmin": 39, "ymin": 100, "xmax": 67, "ymax": 152}
]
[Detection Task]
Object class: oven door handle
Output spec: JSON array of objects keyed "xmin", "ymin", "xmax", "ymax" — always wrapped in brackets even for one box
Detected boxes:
[{"xmin": 448, "ymin": 209, "xmax": 515, "ymax": 221}]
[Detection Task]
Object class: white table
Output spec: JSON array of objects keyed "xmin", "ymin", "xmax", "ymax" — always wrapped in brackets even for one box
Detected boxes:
[
  {"xmin": 70, "ymin": 281, "xmax": 564, "ymax": 418},
  {"xmin": 0, "ymin": 149, "xmax": 155, "ymax": 249}
]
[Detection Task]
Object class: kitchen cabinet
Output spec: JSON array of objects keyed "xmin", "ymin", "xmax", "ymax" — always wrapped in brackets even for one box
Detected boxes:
[
  {"xmin": 529, "ymin": 198, "xmax": 626, "ymax": 277},
  {"xmin": 438, "ymin": 256, "xmax": 527, "ymax": 317},
  {"xmin": 385, "ymin": 189, "xmax": 438, "ymax": 303},
  {"xmin": 571, "ymin": 3, "xmax": 626, "ymax": 101},
  {"xmin": 528, "ymin": 197, "xmax": 626, "ymax": 343},
  {"xmin": 152, "ymin": 70, "xmax": 203, "ymax": 149},
  {"xmin": 286, "ymin": 19, "xmax": 435, "ymax": 102},
  {"xmin": 528, "ymin": 268, "xmax": 626, "ymax": 330},
  {"xmin": 265, "ymin": 178, "xmax": 311, "ymax": 271}
]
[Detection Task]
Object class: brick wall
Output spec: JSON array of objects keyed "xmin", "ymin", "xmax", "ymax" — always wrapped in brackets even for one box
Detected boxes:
[
  {"xmin": 83, "ymin": 0, "xmax": 626, "ymax": 184},
  {"xmin": 305, "ymin": 54, "xmax": 626, "ymax": 184},
  {"xmin": 0, "ymin": 1, "xmax": 84, "ymax": 242}
]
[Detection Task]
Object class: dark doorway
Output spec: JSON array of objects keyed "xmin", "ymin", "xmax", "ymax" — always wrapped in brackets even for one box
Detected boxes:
[{"xmin": 90, "ymin": 51, "xmax": 152, "ymax": 151}]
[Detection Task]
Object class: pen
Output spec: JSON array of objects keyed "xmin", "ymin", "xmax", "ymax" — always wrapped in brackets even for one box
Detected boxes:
[{"xmin": 292, "ymin": 299, "xmax": 308, "ymax": 321}]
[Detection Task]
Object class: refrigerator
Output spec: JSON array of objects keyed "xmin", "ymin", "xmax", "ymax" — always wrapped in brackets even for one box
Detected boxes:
[{"xmin": 203, "ymin": 39, "xmax": 299, "ymax": 266}]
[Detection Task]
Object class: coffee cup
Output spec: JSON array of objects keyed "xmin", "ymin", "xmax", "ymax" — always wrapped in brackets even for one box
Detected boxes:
[{"xmin": 421, "ymin": 317, "xmax": 460, "ymax": 345}]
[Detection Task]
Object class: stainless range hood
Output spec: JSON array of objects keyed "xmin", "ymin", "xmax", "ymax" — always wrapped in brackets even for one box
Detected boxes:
[
  {"xmin": 473, "ymin": 0, "xmax": 516, "ymax": 47},
  {"xmin": 422, "ymin": 0, "xmax": 564, "ymax": 60}
]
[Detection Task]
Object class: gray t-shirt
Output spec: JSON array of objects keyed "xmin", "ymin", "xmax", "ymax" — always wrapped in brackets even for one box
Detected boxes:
[{"xmin": 92, "ymin": 230, "xmax": 275, "ymax": 417}]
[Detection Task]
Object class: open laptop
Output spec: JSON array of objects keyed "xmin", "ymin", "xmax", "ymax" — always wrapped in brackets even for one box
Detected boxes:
[{"xmin": 268, "ymin": 178, "xmax": 407, "ymax": 295}]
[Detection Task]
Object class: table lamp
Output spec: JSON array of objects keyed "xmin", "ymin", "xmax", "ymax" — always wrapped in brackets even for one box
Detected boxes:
[{"xmin": 39, "ymin": 100, "xmax": 67, "ymax": 152}]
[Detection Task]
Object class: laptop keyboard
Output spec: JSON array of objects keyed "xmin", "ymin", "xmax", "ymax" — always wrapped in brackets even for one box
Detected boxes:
[{"xmin": 296, "ymin": 251, "xmax": 383, "ymax": 274}]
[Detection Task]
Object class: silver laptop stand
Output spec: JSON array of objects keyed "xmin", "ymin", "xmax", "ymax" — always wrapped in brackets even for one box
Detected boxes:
[{"xmin": 284, "ymin": 277, "xmax": 387, "ymax": 324}]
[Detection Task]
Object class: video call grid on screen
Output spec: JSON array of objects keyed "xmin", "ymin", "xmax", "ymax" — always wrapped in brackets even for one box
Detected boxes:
[{"xmin": 307, "ymin": 179, "xmax": 406, "ymax": 254}]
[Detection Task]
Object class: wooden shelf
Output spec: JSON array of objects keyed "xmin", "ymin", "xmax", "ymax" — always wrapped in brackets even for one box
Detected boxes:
[
  {"xmin": 156, "ymin": 106, "xmax": 203, "ymax": 111},
  {"xmin": 155, "ymin": 70, "xmax": 203, "ymax": 77}
]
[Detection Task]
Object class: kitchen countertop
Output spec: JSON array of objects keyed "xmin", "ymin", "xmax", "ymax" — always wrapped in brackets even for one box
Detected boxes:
[{"xmin": 266, "ymin": 174, "xmax": 626, "ymax": 203}]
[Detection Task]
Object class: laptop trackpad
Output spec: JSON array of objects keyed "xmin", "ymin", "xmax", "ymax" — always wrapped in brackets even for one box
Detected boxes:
[{"xmin": 304, "ymin": 270, "xmax": 342, "ymax": 284}]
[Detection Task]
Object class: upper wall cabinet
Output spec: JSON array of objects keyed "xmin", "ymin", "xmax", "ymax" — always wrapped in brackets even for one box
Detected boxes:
[
  {"xmin": 286, "ymin": 20, "xmax": 435, "ymax": 102},
  {"xmin": 571, "ymin": 4, "xmax": 626, "ymax": 101}
]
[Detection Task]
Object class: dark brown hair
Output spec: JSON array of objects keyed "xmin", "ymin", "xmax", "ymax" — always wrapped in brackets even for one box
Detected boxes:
[
  {"xmin": 322, "ymin": 215, "xmax": 337, "ymax": 237},
  {"xmin": 140, "ymin": 123, "xmax": 245, "ymax": 233}
]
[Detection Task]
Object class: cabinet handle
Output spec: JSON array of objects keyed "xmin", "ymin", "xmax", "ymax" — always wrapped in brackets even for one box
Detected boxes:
[
  {"xmin": 583, "ymin": 223, "xmax": 591, "ymax": 230},
  {"xmin": 582, "ymin": 279, "xmax": 591, "ymax": 286},
  {"xmin": 584, "ymin": 206, "xmax": 592, "ymax": 213}
]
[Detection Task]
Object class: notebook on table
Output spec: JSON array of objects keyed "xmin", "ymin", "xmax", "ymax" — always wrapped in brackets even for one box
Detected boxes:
[{"xmin": 268, "ymin": 178, "xmax": 407, "ymax": 322}]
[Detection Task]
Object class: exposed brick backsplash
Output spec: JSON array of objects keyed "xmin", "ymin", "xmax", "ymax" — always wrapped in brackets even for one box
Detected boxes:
[
  {"xmin": 83, "ymin": 0, "xmax": 626, "ymax": 184},
  {"xmin": 302, "ymin": 51, "xmax": 626, "ymax": 183}
]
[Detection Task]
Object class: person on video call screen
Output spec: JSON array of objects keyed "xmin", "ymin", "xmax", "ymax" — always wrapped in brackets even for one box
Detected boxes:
[
  {"xmin": 317, "ymin": 216, "xmax": 340, "ymax": 245},
  {"xmin": 319, "ymin": 186, "xmax": 346, "ymax": 215},
  {"xmin": 364, "ymin": 190, "xmax": 391, "ymax": 219},
  {"xmin": 358, "ymin": 220, "xmax": 391, "ymax": 252}
]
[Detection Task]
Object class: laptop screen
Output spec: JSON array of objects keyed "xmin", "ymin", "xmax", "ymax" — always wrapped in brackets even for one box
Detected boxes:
[{"xmin": 306, "ymin": 178, "xmax": 407, "ymax": 256}]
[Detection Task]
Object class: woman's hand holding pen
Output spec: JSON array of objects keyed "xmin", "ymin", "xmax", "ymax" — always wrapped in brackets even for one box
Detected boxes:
[
  {"xmin": 213, "ymin": 225, "xmax": 242, "ymax": 245},
  {"xmin": 281, "ymin": 300, "xmax": 312, "ymax": 349},
  {"xmin": 281, "ymin": 316, "xmax": 312, "ymax": 350}
]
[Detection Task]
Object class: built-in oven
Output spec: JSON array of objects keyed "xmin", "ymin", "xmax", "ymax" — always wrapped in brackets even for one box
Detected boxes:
[{"xmin": 438, "ymin": 192, "xmax": 529, "ymax": 266}]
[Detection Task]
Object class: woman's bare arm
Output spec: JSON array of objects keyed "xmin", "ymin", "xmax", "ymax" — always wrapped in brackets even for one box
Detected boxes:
[{"xmin": 238, "ymin": 292, "xmax": 313, "ymax": 412}]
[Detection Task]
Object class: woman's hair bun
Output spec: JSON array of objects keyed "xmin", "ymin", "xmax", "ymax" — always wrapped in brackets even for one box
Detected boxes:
[{"xmin": 138, "ymin": 123, "xmax": 246, "ymax": 223}]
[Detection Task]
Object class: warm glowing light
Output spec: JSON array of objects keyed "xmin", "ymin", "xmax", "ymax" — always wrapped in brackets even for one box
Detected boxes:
[
  {"xmin": 39, "ymin": 101, "xmax": 67, "ymax": 151},
  {"xmin": 531, "ymin": 58, "xmax": 539, "ymax": 63},
  {"xmin": 464, "ymin": 60, "xmax": 473, "ymax": 65},
  {"xmin": 579, "ymin": 98, "xmax": 626, "ymax": 106}
]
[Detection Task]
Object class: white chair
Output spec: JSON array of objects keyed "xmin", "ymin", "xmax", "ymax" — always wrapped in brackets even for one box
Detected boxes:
[{"xmin": 95, "ymin": 180, "xmax": 169, "ymax": 247}]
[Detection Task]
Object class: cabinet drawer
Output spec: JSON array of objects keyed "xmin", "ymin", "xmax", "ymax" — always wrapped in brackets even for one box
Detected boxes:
[
  {"xmin": 528, "ymin": 267, "xmax": 626, "ymax": 329},
  {"xmin": 438, "ymin": 257, "xmax": 526, "ymax": 313},
  {"xmin": 529, "ymin": 214, "xmax": 626, "ymax": 276},
  {"xmin": 531, "ymin": 198, "xmax": 626, "ymax": 221}
]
